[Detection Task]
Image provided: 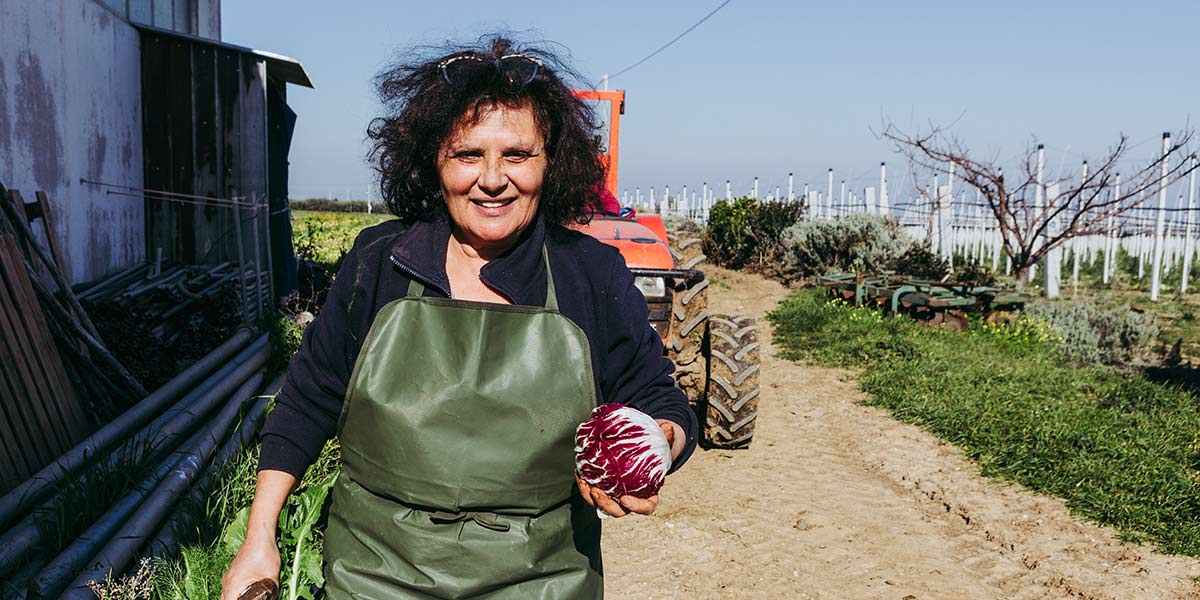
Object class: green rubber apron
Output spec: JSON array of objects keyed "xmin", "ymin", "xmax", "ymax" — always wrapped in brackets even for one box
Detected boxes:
[{"xmin": 323, "ymin": 247, "xmax": 603, "ymax": 599}]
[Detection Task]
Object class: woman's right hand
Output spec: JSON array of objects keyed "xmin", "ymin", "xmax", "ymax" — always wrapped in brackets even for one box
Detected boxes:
[{"xmin": 221, "ymin": 534, "xmax": 281, "ymax": 600}]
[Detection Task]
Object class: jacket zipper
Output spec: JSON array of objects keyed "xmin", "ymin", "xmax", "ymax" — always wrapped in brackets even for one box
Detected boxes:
[{"xmin": 389, "ymin": 255, "xmax": 451, "ymax": 297}]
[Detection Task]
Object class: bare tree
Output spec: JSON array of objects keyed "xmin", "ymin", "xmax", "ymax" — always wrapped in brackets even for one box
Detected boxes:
[{"xmin": 881, "ymin": 123, "xmax": 1198, "ymax": 286}]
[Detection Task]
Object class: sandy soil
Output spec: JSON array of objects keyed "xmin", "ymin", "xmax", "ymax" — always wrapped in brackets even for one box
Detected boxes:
[{"xmin": 602, "ymin": 266, "xmax": 1200, "ymax": 600}]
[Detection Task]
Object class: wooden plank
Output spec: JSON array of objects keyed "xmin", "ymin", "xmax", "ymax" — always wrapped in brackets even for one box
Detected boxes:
[
  {"xmin": 4, "ymin": 191, "xmax": 43, "ymax": 280},
  {"xmin": 0, "ymin": 235, "xmax": 88, "ymax": 443},
  {"xmin": 0, "ymin": 245, "xmax": 56, "ymax": 470},
  {"xmin": 33, "ymin": 192, "xmax": 69, "ymax": 276},
  {"xmin": 0, "ymin": 236, "xmax": 74, "ymax": 457},
  {"xmin": 0, "ymin": 355, "xmax": 33, "ymax": 488}
]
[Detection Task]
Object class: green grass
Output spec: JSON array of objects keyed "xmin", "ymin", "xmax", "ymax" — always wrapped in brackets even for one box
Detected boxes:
[
  {"xmin": 291, "ymin": 210, "xmax": 394, "ymax": 269},
  {"xmin": 140, "ymin": 440, "xmax": 341, "ymax": 600},
  {"xmin": 769, "ymin": 290, "xmax": 1200, "ymax": 555}
]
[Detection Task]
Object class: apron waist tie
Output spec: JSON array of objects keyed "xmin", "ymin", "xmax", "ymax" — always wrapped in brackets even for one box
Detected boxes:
[{"xmin": 428, "ymin": 510, "xmax": 511, "ymax": 532}]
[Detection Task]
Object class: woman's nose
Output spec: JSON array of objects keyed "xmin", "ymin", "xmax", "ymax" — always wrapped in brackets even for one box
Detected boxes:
[{"xmin": 477, "ymin": 157, "xmax": 508, "ymax": 195}]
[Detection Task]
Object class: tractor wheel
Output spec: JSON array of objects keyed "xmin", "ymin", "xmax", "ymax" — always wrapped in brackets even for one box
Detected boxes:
[
  {"xmin": 667, "ymin": 237, "xmax": 709, "ymax": 407},
  {"xmin": 703, "ymin": 314, "xmax": 760, "ymax": 449}
]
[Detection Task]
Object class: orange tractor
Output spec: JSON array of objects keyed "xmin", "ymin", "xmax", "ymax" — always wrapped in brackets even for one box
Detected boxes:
[{"xmin": 571, "ymin": 90, "xmax": 760, "ymax": 449}]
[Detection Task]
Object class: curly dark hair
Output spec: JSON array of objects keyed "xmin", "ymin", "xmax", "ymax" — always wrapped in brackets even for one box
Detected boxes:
[{"xmin": 368, "ymin": 36, "xmax": 605, "ymax": 226}]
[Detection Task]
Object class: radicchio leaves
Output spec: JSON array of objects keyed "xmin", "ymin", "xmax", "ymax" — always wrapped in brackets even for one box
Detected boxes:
[{"xmin": 574, "ymin": 403, "xmax": 671, "ymax": 499}]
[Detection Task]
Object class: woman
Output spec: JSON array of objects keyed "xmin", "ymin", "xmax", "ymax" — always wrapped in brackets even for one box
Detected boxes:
[{"xmin": 222, "ymin": 36, "xmax": 697, "ymax": 599}]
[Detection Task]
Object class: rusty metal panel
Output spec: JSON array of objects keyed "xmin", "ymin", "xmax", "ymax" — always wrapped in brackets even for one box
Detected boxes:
[{"xmin": 0, "ymin": 0, "xmax": 145, "ymax": 285}]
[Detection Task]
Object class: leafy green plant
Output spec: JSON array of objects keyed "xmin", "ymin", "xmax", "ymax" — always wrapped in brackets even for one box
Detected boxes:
[
  {"xmin": 703, "ymin": 198, "xmax": 804, "ymax": 270},
  {"xmin": 1024, "ymin": 299, "xmax": 1160, "ymax": 366},
  {"xmin": 267, "ymin": 314, "xmax": 306, "ymax": 374},
  {"xmin": 277, "ymin": 471, "xmax": 337, "ymax": 600},
  {"xmin": 892, "ymin": 243, "xmax": 951, "ymax": 280},
  {"xmin": 291, "ymin": 211, "xmax": 393, "ymax": 269},
  {"xmin": 766, "ymin": 214, "xmax": 912, "ymax": 283}
]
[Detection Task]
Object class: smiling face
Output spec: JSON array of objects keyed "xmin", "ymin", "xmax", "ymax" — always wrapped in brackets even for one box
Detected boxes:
[{"xmin": 437, "ymin": 103, "xmax": 547, "ymax": 257}]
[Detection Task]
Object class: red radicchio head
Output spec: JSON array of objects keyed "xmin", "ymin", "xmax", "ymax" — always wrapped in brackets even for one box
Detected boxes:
[{"xmin": 574, "ymin": 403, "xmax": 672, "ymax": 499}]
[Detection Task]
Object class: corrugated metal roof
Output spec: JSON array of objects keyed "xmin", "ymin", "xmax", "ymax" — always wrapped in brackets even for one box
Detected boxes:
[{"xmin": 132, "ymin": 24, "xmax": 315, "ymax": 88}]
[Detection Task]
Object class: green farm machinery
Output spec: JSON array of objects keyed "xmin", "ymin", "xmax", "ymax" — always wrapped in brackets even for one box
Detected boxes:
[{"xmin": 816, "ymin": 273, "xmax": 1031, "ymax": 330}]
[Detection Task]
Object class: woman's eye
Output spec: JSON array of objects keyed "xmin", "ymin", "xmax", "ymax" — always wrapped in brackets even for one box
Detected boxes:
[
  {"xmin": 454, "ymin": 151, "xmax": 482, "ymax": 162},
  {"xmin": 505, "ymin": 152, "xmax": 532, "ymax": 162}
]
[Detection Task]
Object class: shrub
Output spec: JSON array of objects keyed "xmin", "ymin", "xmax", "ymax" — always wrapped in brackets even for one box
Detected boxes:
[
  {"xmin": 951, "ymin": 260, "xmax": 997, "ymax": 287},
  {"xmin": 766, "ymin": 214, "xmax": 913, "ymax": 283},
  {"xmin": 267, "ymin": 313, "xmax": 306, "ymax": 373},
  {"xmin": 704, "ymin": 198, "xmax": 805, "ymax": 270},
  {"xmin": 892, "ymin": 243, "xmax": 951, "ymax": 281},
  {"xmin": 1024, "ymin": 299, "xmax": 1160, "ymax": 366},
  {"xmin": 290, "ymin": 198, "xmax": 388, "ymax": 213}
]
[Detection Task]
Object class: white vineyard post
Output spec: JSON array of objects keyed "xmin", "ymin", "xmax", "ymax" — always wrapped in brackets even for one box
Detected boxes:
[
  {"xmin": 1150, "ymin": 133, "xmax": 1170, "ymax": 301},
  {"xmin": 803, "ymin": 183, "xmax": 811, "ymax": 219},
  {"xmin": 839, "ymin": 179, "xmax": 846, "ymax": 217},
  {"xmin": 1074, "ymin": 161, "xmax": 1088, "ymax": 296},
  {"xmin": 1030, "ymin": 144, "xmax": 1045, "ymax": 283},
  {"xmin": 879, "ymin": 162, "xmax": 889, "ymax": 216},
  {"xmin": 929, "ymin": 176, "xmax": 939, "ymax": 256},
  {"xmin": 942, "ymin": 165, "xmax": 955, "ymax": 269},
  {"xmin": 1045, "ymin": 182, "xmax": 1062, "ymax": 298},
  {"xmin": 1137, "ymin": 195, "xmax": 1147, "ymax": 280},
  {"xmin": 827, "ymin": 169, "xmax": 834, "ymax": 220},
  {"xmin": 1105, "ymin": 175, "xmax": 1120, "ymax": 284},
  {"xmin": 1183, "ymin": 155, "xmax": 1198, "ymax": 293}
]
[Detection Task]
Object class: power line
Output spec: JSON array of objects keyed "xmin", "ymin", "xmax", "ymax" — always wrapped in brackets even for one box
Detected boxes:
[{"xmin": 602, "ymin": 0, "xmax": 733, "ymax": 85}]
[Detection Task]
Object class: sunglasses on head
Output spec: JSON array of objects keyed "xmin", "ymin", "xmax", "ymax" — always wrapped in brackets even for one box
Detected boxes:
[{"xmin": 438, "ymin": 53, "xmax": 543, "ymax": 87}]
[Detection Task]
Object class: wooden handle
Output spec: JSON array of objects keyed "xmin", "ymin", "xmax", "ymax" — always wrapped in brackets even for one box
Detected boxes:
[{"xmin": 237, "ymin": 579, "xmax": 280, "ymax": 600}]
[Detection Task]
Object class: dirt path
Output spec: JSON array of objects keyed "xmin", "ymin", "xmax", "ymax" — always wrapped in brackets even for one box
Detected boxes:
[{"xmin": 603, "ymin": 266, "xmax": 1200, "ymax": 600}]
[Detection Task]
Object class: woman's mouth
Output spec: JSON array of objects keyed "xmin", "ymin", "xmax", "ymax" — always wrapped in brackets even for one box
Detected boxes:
[{"xmin": 471, "ymin": 198, "xmax": 517, "ymax": 209}]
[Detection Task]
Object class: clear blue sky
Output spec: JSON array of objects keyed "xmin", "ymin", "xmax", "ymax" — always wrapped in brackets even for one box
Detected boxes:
[{"xmin": 224, "ymin": 1, "xmax": 1199, "ymax": 202}]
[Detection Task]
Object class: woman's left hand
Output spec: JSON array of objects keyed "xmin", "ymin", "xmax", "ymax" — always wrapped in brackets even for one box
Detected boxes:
[{"xmin": 575, "ymin": 421, "xmax": 677, "ymax": 518}]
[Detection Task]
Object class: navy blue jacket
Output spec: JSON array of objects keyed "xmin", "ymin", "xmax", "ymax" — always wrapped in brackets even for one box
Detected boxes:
[{"xmin": 258, "ymin": 214, "xmax": 699, "ymax": 478}]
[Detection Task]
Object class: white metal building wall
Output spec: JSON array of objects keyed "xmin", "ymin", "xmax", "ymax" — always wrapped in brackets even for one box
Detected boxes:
[{"xmin": 0, "ymin": 0, "xmax": 145, "ymax": 284}]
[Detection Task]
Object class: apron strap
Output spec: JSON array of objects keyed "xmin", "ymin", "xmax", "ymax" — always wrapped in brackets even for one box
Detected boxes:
[
  {"xmin": 406, "ymin": 276, "xmax": 425, "ymax": 298},
  {"xmin": 542, "ymin": 245, "xmax": 559, "ymax": 312}
]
